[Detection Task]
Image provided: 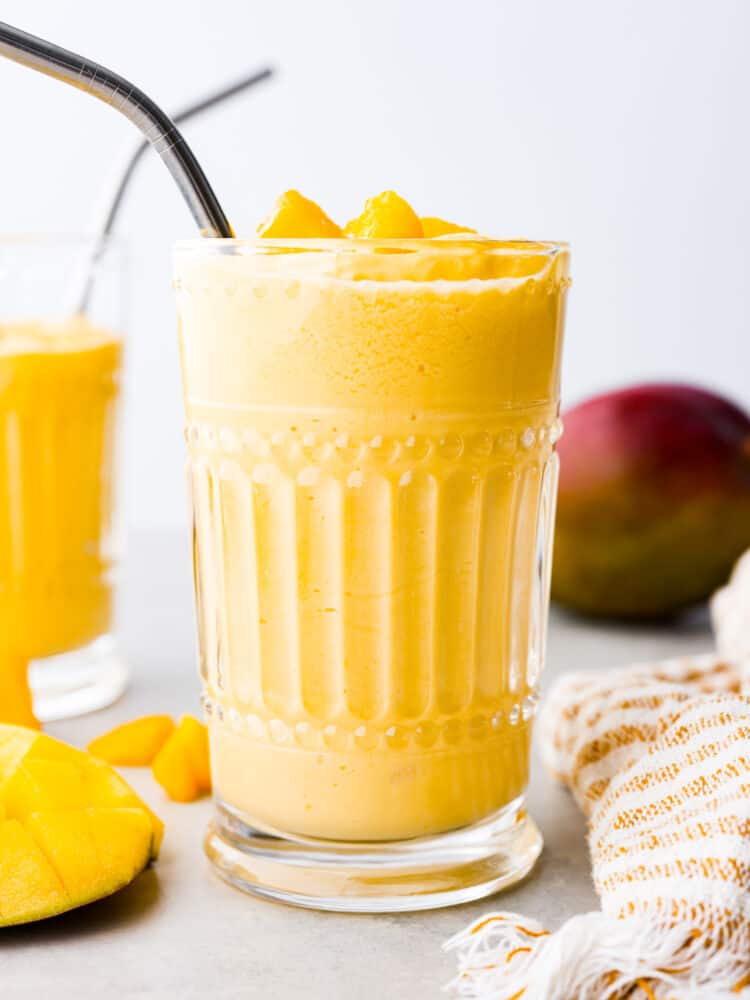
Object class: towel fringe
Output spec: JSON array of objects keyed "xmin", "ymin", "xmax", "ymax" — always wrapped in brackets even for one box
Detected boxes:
[{"xmin": 444, "ymin": 910, "xmax": 750, "ymax": 999}]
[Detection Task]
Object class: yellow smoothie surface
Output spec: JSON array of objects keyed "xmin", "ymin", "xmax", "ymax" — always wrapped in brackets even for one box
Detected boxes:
[
  {"xmin": 176, "ymin": 191, "xmax": 569, "ymax": 841},
  {"xmin": 0, "ymin": 318, "xmax": 121, "ymax": 662}
]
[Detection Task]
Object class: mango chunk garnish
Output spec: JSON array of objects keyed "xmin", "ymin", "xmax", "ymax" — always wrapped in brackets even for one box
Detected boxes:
[
  {"xmin": 0, "ymin": 655, "xmax": 39, "ymax": 729},
  {"xmin": 257, "ymin": 190, "xmax": 343, "ymax": 238},
  {"xmin": 344, "ymin": 190, "xmax": 423, "ymax": 238},
  {"xmin": 421, "ymin": 216, "xmax": 476, "ymax": 237},
  {"xmin": 88, "ymin": 715, "xmax": 175, "ymax": 767},
  {"xmin": 151, "ymin": 716, "xmax": 211, "ymax": 803},
  {"xmin": 0, "ymin": 724, "xmax": 162, "ymax": 926}
]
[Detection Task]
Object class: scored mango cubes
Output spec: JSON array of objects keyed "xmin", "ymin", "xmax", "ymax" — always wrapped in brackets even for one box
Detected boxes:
[{"xmin": 0, "ymin": 725, "xmax": 162, "ymax": 927}]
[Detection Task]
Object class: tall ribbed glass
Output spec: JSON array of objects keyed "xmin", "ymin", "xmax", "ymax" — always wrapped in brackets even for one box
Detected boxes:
[{"xmin": 174, "ymin": 237, "xmax": 570, "ymax": 911}]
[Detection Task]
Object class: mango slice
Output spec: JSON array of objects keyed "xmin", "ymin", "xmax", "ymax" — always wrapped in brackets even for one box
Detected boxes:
[
  {"xmin": 152, "ymin": 716, "xmax": 211, "ymax": 803},
  {"xmin": 421, "ymin": 216, "xmax": 476, "ymax": 237},
  {"xmin": 0, "ymin": 724, "xmax": 162, "ymax": 926},
  {"xmin": 180, "ymin": 716, "xmax": 211, "ymax": 792},
  {"xmin": 257, "ymin": 190, "xmax": 343, "ymax": 238},
  {"xmin": 88, "ymin": 715, "xmax": 175, "ymax": 767},
  {"xmin": 0, "ymin": 655, "xmax": 39, "ymax": 729},
  {"xmin": 344, "ymin": 190, "xmax": 424, "ymax": 238}
]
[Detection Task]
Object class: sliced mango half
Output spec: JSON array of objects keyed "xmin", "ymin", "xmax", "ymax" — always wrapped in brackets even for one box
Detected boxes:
[{"xmin": 0, "ymin": 725, "xmax": 162, "ymax": 927}]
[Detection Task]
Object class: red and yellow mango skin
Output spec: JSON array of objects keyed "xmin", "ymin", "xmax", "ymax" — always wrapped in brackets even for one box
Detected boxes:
[{"xmin": 551, "ymin": 384, "xmax": 750, "ymax": 619}]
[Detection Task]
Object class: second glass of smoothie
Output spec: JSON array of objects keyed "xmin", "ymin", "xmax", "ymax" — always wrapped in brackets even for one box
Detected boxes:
[
  {"xmin": 174, "ymin": 232, "xmax": 570, "ymax": 910},
  {"xmin": 0, "ymin": 237, "xmax": 126, "ymax": 722}
]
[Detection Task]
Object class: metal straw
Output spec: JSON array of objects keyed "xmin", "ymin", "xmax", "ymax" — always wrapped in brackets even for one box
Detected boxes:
[
  {"xmin": 73, "ymin": 66, "xmax": 272, "ymax": 313},
  {"xmin": 0, "ymin": 20, "xmax": 234, "ymax": 237}
]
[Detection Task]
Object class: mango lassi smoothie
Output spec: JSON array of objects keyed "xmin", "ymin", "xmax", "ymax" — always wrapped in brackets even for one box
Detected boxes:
[
  {"xmin": 0, "ymin": 318, "xmax": 121, "ymax": 714},
  {"xmin": 175, "ymin": 191, "xmax": 569, "ymax": 909}
]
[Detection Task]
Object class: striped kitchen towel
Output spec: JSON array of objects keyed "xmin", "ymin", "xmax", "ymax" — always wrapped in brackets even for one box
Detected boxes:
[{"xmin": 446, "ymin": 554, "xmax": 750, "ymax": 999}]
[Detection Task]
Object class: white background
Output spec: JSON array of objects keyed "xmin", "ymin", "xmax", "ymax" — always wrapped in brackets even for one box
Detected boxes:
[{"xmin": 1, "ymin": 0, "xmax": 748, "ymax": 530}]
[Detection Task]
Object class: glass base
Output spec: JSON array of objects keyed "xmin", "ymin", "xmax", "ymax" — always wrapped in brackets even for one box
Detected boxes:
[
  {"xmin": 204, "ymin": 796, "xmax": 542, "ymax": 913},
  {"xmin": 29, "ymin": 636, "xmax": 129, "ymax": 722}
]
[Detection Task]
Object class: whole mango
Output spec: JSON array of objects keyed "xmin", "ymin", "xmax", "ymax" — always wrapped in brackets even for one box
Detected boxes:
[{"xmin": 551, "ymin": 384, "xmax": 750, "ymax": 619}]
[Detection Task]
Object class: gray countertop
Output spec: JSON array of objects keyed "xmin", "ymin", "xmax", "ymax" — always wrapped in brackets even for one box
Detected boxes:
[{"xmin": 0, "ymin": 533, "xmax": 714, "ymax": 999}]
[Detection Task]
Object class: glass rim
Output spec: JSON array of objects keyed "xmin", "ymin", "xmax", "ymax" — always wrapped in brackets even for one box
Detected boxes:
[{"xmin": 174, "ymin": 236, "xmax": 569, "ymax": 257}]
